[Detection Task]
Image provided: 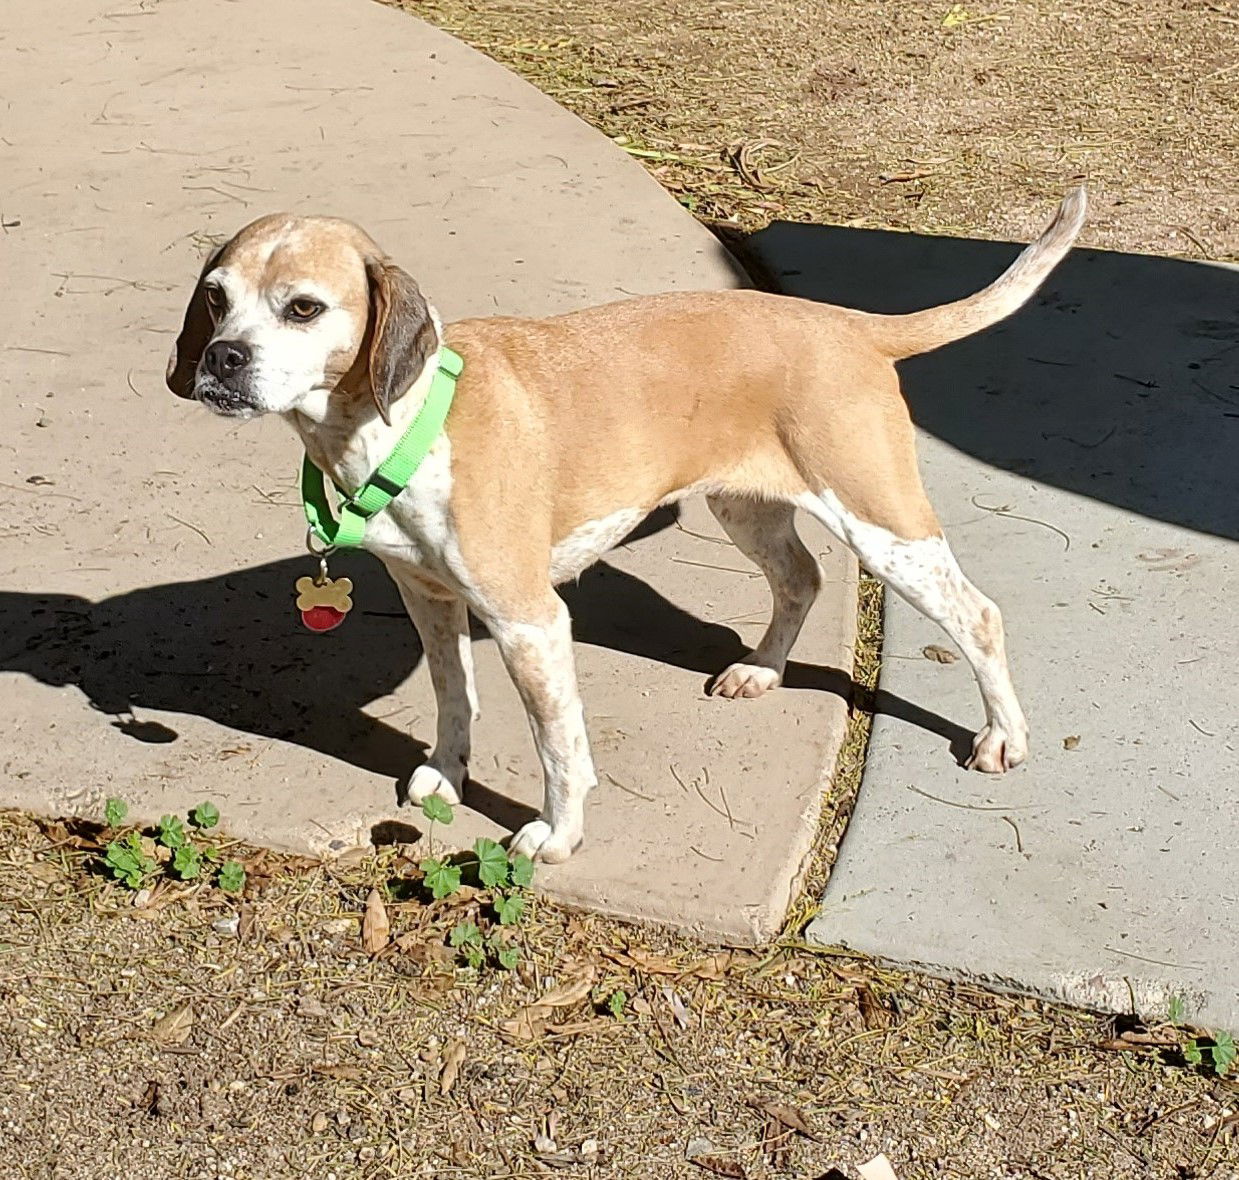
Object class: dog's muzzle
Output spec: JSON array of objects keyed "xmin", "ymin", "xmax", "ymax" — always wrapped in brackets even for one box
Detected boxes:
[{"xmin": 194, "ymin": 338, "xmax": 259, "ymax": 415}]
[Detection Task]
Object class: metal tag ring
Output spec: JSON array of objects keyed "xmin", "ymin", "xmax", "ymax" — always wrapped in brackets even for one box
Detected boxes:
[{"xmin": 305, "ymin": 527, "xmax": 336, "ymax": 559}]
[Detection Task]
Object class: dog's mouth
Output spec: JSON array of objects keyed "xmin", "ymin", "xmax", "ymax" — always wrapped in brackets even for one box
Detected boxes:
[{"xmin": 193, "ymin": 374, "xmax": 261, "ymax": 419}]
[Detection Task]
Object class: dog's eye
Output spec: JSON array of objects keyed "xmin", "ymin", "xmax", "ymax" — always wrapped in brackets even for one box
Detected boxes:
[
  {"xmin": 286, "ymin": 297, "xmax": 325, "ymax": 323},
  {"xmin": 203, "ymin": 285, "xmax": 226, "ymax": 315}
]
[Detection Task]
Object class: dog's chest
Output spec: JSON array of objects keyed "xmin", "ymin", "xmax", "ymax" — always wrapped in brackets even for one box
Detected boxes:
[{"xmin": 356, "ymin": 439, "xmax": 461, "ymax": 584}]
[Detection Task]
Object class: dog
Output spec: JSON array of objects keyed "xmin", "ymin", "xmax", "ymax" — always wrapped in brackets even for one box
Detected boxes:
[{"xmin": 167, "ymin": 188, "xmax": 1086, "ymax": 863}]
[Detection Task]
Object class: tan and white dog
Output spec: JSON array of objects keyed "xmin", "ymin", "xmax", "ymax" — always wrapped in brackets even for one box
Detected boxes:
[{"xmin": 167, "ymin": 188, "xmax": 1086, "ymax": 863}]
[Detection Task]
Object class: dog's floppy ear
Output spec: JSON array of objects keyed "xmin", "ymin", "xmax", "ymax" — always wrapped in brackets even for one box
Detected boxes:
[
  {"xmin": 166, "ymin": 244, "xmax": 224, "ymax": 399},
  {"xmin": 365, "ymin": 257, "xmax": 437, "ymax": 425}
]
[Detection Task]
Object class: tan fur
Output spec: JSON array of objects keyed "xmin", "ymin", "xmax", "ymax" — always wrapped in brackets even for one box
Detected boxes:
[
  {"xmin": 438, "ymin": 292, "xmax": 941, "ymax": 614},
  {"xmin": 168, "ymin": 189, "xmax": 1086, "ymax": 860}
]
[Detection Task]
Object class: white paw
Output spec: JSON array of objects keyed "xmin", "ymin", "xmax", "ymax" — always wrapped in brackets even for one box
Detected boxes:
[
  {"xmin": 402, "ymin": 762, "xmax": 462, "ymax": 807},
  {"xmin": 965, "ymin": 724, "xmax": 1029, "ymax": 773},
  {"xmin": 709, "ymin": 661, "xmax": 781, "ymax": 699},
  {"xmin": 508, "ymin": 819, "xmax": 579, "ymax": 864}
]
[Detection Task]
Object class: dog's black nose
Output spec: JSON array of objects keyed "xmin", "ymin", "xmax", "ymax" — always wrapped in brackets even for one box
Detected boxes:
[{"xmin": 203, "ymin": 339, "xmax": 251, "ymax": 380}]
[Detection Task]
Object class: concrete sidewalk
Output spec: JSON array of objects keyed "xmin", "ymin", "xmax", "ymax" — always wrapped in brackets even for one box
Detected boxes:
[
  {"xmin": 0, "ymin": 0, "xmax": 855, "ymax": 941},
  {"xmin": 748, "ymin": 221, "xmax": 1239, "ymax": 1029}
]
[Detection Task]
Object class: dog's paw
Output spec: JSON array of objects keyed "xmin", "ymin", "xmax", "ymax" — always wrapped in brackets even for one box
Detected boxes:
[
  {"xmin": 402, "ymin": 763, "xmax": 463, "ymax": 808},
  {"xmin": 965, "ymin": 724, "xmax": 1028, "ymax": 773},
  {"xmin": 508, "ymin": 819, "xmax": 579, "ymax": 864},
  {"xmin": 709, "ymin": 661, "xmax": 781, "ymax": 699}
]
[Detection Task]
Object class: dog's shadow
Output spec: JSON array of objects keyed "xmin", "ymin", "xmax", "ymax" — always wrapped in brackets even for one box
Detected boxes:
[{"xmin": 0, "ymin": 506, "xmax": 969, "ymax": 827}]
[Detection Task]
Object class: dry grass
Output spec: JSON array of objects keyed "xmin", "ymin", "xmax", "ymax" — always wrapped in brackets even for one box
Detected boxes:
[
  {"xmin": 399, "ymin": 0, "xmax": 1238, "ymax": 258},
  {"xmin": 2, "ymin": 809, "xmax": 1237, "ymax": 1179}
]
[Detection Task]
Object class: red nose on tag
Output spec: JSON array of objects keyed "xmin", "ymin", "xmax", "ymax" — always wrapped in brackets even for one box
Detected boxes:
[{"xmin": 300, "ymin": 605, "xmax": 347, "ymax": 633}]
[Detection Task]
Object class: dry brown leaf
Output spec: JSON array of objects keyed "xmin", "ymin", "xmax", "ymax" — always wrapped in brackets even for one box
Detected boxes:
[
  {"xmin": 311, "ymin": 1063, "xmax": 363, "ymax": 1080},
  {"xmin": 137, "ymin": 1079, "xmax": 162, "ymax": 1115},
  {"xmin": 692, "ymin": 1155, "xmax": 747, "ymax": 1178},
  {"xmin": 688, "ymin": 951, "xmax": 740, "ymax": 980},
  {"xmin": 760, "ymin": 1116, "xmax": 794, "ymax": 1169},
  {"xmin": 1098, "ymin": 1026, "xmax": 1178, "ymax": 1051},
  {"xmin": 547, "ymin": 1018, "xmax": 609, "ymax": 1037},
  {"xmin": 151, "ymin": 1002, "xmax": 193, "ymax": 1046},
  {"xmin": 537, "ymin": 968, "xmax": 597, "ymax": 1008},
  {"xmin": 602, "ymin": 947, "xmax": 739, "ymax": 979},
  {"xmin": 34, "ymin": 816, "xmax": 106, "ymax": 852},
  {"xmin": 237, "ymin": 904, "xmax": 256, "ymax": 941},
  {"xmin": 922, "ymin": 644, "xmax": 958, "ymax": 664},
  {"xmin": 762, "ymin": 1101, "xmax": 818, "ymax": 1140},
  {"xmin": 664, "ymin": 987, "xmax": 691, "ymax": 1029},
  {"xmin": 362, "ymin": 887, "xmax": 390, "ymax": 955},
  {"xmin": 499, "ymin": 1009, "xmax": 548, "ymax": 1042},
  {"xmin": 439, "ymin": 1038, "xmax": 466, "ymax": 1095},
  {"xmin": 856, "ymin": 986, "xmax": 893, "ymax": 1030},
  {"xmin": 27, "ymin": 861, "xmax": 60, "ymax": 885},
  {"xmin": 1063, "ymin": 734, "xmax": 1081, "ymax": 750},
  {"xmin": 879, "ymin": 168, "xmax": 932, "ymax": 184}
]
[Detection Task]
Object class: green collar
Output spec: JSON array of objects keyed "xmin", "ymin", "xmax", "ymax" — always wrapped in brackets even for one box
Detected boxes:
[{"xmin": 301, "ymin": 346, "xmax": 463, "ymax": 551}]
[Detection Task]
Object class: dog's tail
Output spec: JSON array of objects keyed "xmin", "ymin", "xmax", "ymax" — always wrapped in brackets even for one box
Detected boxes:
[{"xmin": 862, "ymin": 187, "xmax": 1087, "ymax": 360}]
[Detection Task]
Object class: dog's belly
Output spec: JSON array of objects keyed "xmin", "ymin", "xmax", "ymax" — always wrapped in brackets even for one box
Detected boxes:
[{"xmin": 549, "ymin": 507, "xmax": 646, "ymax": 584}]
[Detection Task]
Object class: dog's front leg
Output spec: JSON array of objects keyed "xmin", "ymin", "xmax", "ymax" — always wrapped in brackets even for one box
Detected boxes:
[
  {"xmin": 393, "ymin": 578, "xmax": 477, "ymax": 807},
  {"xmin": 484, "ymin": 594, "xmax": 594, "ymax": 864}
]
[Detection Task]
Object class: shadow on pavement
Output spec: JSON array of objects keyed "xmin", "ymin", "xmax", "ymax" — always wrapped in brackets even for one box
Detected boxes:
[{"xmin": 744, "ymin": 223, "xmax": 1239, "ymax": 540}]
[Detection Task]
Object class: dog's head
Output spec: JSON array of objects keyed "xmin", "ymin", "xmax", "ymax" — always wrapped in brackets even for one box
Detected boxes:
[{"xmin": 166, "ymin": 215, "xmax": 438, "ymax": 423}]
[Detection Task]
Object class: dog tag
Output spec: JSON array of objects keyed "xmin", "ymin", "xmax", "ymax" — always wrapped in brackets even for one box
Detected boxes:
[{"xmin": 295, "ymin": 570, "xmax": 353, "ymax": 633}]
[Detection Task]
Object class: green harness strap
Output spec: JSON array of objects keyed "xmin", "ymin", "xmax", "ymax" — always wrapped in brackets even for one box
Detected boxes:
[{"xmin": 301, "ymin": 347, "xmax": 463, "ymax": 550}]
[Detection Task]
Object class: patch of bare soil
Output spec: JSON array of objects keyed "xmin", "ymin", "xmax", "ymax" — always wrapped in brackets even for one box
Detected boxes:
[
  {"xmin": 2, "ymin": 811, "xmax": 1236, "ymax": 1178},
  {"xmin": 404, "ymin": 0, "xmax": 1238, "ymax": 257}
]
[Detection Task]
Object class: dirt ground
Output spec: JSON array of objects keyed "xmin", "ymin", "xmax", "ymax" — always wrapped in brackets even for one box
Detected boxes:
[
  {"xmin": 408, "ymin": 0, "xmax": 1238, "ymax": 257},
  {"xmin": 3, "ymin": 809, "xmax": 1237, "ymax": 1180},
  {"xmin": 3, "ymin": 1, "xmax": 1238, "ymax": 1177}
]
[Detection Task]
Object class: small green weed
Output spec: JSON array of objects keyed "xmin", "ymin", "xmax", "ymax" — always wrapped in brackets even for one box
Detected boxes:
[
  {"xmin": 100, "ymin": 799, "xmax": 244, "ymax": 896},
  {"xmin": 190, "ymin": 801, "xmax": 220, "ymax": 829},
  {"xmin": 1168, "ymin": 996, "xmax": 1235, "ymax": 1077},
  {"xmin": 448, "ymin": 920, "xmax": 520, "ymax": 971},
  {"xmin": 157, "ymin": 814, "xmax": 187, "ymax": 850},
  {"xmin": 607, "ymin": 988, "xmax": 628, "ymax": 1019},
  {"xmin": 1184, "ymin": 1030, "xmax": 1236, "ymax": 1077},
  {"xmin": 420, "ymin": 798, "xmax": 535, "ymax": 971},
  {"xmin": 172, "ymin": 844, "xmax": 202, "ymax": 881},
  {"xmin": 104, "ymin": 797, "xmax": 128, "ymax": 829},
  {"xmin": 420, "ymin": 857, "xmax": 463, "ymax": 900},
  {"xmin": 103, "ymin": 832, "xmax": 157, "ymax": 889}
]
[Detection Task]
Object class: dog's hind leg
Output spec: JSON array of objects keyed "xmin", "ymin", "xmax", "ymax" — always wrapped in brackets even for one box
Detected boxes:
[
  {"xmin": 795, "ymin": 482, "xmax": 1028, "ymax": 772},
  {"xmin": 706, "ymin": 496, "xmax": 822, "ymax": 699}
]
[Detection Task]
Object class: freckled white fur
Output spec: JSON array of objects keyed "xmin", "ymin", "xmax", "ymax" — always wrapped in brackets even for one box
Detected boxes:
[
  {"xmin": 490, "ymin": 604, "xmax": 595, "ymax": 863},
  {"xmin": 706, "ymin": 497, "xmax": 822, "ymax": 699},
  {"xmin": 550, "ymin": 507, "xmax": 647, "ymax": 583},
  {"xmin": 796, "ymin": 488, "xmax": 1028, "ymax": 770}
]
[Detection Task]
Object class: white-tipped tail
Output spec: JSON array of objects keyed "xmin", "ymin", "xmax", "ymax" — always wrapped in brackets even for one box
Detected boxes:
[{"xmin": 864, "ymin": 187, "xmax": 1087, "ymax": 360}]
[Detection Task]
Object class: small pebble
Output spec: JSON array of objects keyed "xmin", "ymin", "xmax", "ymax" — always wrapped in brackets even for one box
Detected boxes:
[{"xmin": 212, "ymin": 914, "xmax": 240, "ymax": 938}]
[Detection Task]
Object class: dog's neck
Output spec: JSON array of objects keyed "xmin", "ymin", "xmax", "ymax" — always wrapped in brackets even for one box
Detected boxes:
[{"xmin": 285, "ymin": 338, "xmax": 442, "ymax": 496}]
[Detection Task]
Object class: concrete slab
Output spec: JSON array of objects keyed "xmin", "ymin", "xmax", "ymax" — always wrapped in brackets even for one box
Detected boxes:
[
  {"xmin": 747, "ymin": 220, "xmax": 1239, "ymax": 1026},
  {"xmin": 0, "ymin": 0, "xmax": 856, "ymax": 942}
]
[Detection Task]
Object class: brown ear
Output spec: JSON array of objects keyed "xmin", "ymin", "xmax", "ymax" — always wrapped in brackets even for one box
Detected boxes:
[
  {"xmin": 366, "ymin": 257, "xmax": 437, "ymax": 424},
  {"xmin": 166, "ymin": 244, "xmax": 224, "ymax": 399}
]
